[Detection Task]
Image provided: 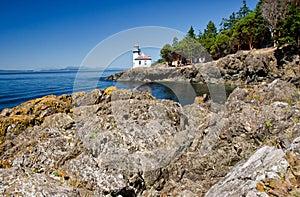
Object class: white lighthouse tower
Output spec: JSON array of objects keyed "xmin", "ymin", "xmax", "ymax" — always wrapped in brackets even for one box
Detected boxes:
[
  {"xmin": 132, "ymin": 45, "xmax": 151, "ymax": 68},
  {"xmin": 133, "ymin": 45, "xmax": 141, "ymax": 66}
]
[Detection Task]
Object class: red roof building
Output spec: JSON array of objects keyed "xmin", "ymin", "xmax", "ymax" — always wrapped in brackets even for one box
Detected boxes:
[
  {"xmin": 135, "ymin": 54, "xmax": 151, "ymax": 60},
  {"xmin": 133, "ymin": 45, "xmax": 152, "ymax": 68}
]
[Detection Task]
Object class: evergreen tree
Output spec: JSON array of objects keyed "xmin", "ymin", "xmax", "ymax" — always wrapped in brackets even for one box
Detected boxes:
[
  {"xmin": 204, "ymin": 21, "xmax": 217, "ymax": 36},
  {"xmin": 276, "ymin": 2, "xmax": 300, "ymax": 46},
  {"xmin": 172, "ymin": 37, "xmax": 179, "ymax": 46},
  {"xmin": 232, "ymin": 10, "xmax": 271, "ymax": 50},
  {"xmin": 160, "ymin": 0, "xmax": 297, "ymax": 63},
  {"xmin": 220, "ymin": 12, "xmax": 237, "ymax": 31},
  {"xmin": 200, "ymin": 21, "xmax": 218, "ymax": 56},
  {"xmin": 237, "ymin": 0, "xmax": 251, "ymax": 19},
  {"xmin": 197, "ymin": 30, "xmax": 203, "ymax": 40},
  {"xmin": 255, "ymin": 0, "xmax": 264, "ymax": 11},
  {"xmin": 188, "ymin": 26, "xmax": 196, "ymax": 39}
]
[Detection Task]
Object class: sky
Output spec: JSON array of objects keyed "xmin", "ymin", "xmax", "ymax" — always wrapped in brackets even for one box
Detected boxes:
[{"xmin": 0, "ymin": 0, "xmax": 259, "ymax": 70}]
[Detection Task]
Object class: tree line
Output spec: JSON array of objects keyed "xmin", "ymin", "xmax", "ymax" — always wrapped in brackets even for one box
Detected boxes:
[{"xmin": 160, "ymin": 0, "xmax": 299, "ymax": 65}]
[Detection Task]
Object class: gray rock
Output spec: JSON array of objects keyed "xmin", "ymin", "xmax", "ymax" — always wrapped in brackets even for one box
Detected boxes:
[
  {"xmin": 106, "ymin": 46, "xmax": 300, "ymax": 88},
  {"xmin": 205, "ymin": 146, "xmax": 289, "ymax": 197},
  {"xmin": 289, "ymin": 137, "xmax": 300, "ymax": 158},
  {"xmin": 1, "ymin": 63, "xmax": 300, "ymax": 196}
]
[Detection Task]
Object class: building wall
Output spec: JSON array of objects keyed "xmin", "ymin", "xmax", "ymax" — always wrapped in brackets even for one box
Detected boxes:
[
  {"xmin": 133, "ymin": 52, "xmax": 140, "ymax": 64},
  {"xmin": 133, "ymin": 59, "xmax": 151, "ymax": 68}
]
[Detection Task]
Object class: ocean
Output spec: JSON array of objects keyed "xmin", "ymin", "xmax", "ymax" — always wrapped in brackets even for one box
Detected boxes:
[{"xmin": 0, "ymin": 69, "xmax": 234, "ymax": 111}]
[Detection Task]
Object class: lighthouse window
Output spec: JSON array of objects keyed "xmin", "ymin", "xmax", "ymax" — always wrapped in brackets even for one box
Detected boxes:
[
  {"xmin": 139, "ymin": 61, "xmax": 141, "ymax": 65},
  {"xmin": 144, "ymin": 60, "xmax": 147, "ymax": 65}
]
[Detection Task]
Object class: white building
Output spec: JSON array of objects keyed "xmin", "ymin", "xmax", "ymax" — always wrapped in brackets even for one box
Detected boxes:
[{"xmin": 132, "ymin": 45, "xmax": 151, "ymax": 68}]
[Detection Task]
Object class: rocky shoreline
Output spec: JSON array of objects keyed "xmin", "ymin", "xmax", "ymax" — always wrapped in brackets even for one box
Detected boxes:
[
  {"xmin": 106, "ymin": 45, "xmax": 300, "ymax": 88},
  {"xmin": 0, "ymin": 46, "xmax": 300, "ymax": 196}
]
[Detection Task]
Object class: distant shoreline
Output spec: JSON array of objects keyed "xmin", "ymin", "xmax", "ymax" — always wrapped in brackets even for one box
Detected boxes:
[{"xmin": 0, "ymin": 67, "xmax": 127, "ymax": 72}]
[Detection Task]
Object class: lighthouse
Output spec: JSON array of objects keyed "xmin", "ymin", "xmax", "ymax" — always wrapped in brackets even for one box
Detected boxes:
[
  {"xmin": 132, "ymin": 45, "xmax": 151, "ymax": 68},
  {"xmin": 133, "ymin": 45, "xmax": 141, "ymax": 64}
]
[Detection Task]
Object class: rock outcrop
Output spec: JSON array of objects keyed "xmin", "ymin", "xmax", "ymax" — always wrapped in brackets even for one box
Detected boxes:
[
  {"xmin": 106, "ymin": 45, "xmax": 300, "ymax": 87},
  {"xmin": 0, "ymin": 88, "xmax": 191, "ymax": 196},
  {"xmin": 142, "ymin": 79, "xmax": 300, "ymax": 196},
  {"xmin": 0, "ymin": 94, "xmax": 73, "ymax": 145},
  {"xmin": 0, "ymin": 79, "xmax": 300, "ymax": 196}
]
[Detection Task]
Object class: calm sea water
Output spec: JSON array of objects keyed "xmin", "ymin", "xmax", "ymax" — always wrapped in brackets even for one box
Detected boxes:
[{"xmin": 0, "ymin": 69, "xmax": 234, "ymax": 111}]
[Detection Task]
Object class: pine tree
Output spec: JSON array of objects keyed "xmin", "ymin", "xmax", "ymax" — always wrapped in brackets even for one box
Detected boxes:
[
  {"xmin": 172, "ymin": 37, "xmax": 179, "ymax": 46},
  {"xmin": 200, "ymin": 21, "xmax": 218, "ymax": 56},
  {"xmin": 220, "ymin": 12, "xmax": 237, "ymax": 30},
  {"xmin": 276, "ymin": 2, "xmax": 300, "ymax": 46},
  {"xmin": 197, "ymin": 30, "xmax": 203, "ymax": 40},
  {"xmin": 188, "ymin": 26, "xmax": 196, "ymax": 39},
  {"xmin": 237, "ymin": 0, "xmax": 251, "ymax": 19},
  {"xmin": 232, "ymin": 10, "xmax": 271, "ymax": 50},
  {"xmin": 204, "ymin": 21, "xmax": 217, "ymax": 36}
]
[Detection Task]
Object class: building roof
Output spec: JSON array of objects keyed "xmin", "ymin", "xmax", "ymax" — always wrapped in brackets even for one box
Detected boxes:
[{"xmin": 135, "ymin": 54, "xmax": 151, "ymax": 60}]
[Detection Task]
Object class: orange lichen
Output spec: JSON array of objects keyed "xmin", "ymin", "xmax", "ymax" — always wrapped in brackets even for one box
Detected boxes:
[
  {"xmin": 0, "ymin": 94, "xmax": 73, "ymax": 145},
  {"xmin": 104, "ymin": 86, "xmax": 117, "ymax": 95},
  {"xmin": 0, "ymin": 115, "xmax": 34, "ymax": 138},
  {"xmin": 256, "ymin": 182, "xmax": 264, "ymax": 191},
  {"xmin": 0, "ymin": 159, "xmax": 12, "ymax": 168}
]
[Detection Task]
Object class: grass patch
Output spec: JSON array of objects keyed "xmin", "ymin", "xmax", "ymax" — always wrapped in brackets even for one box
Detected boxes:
[{"xmin": 265, "ymin": 120, "xmax": 273, "ymax": 128}]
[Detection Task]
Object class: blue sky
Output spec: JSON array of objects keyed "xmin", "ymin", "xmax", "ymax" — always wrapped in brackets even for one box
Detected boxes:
[{"xmin": 0, "ymin": 0, "xmax": 258, "ymax": 70}]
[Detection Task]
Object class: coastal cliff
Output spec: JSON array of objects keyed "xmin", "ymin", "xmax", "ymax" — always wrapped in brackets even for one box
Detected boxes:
[{"xmin": 107, "ymin": 45, "xmax": 300, "ymax": 87}]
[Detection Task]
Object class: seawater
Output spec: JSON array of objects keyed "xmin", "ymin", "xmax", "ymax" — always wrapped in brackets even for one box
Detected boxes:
[
  {"xmin": 0, "ymin": 69, "xmax": 235, "ymax": 111},
  {"xmin": 0, "ymin": 69, "xmax": 120, "ymax": 110}
]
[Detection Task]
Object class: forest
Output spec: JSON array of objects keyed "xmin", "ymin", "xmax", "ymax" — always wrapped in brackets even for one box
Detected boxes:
[{"xmin": 160, "ymin": 0, "xmax": 299, "ymax": 64}]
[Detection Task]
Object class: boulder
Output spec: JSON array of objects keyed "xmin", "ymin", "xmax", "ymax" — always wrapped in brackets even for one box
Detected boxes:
[
  {"xmin": 205, "ymin": 146, "xmax": 287, "ymax": 197},
  {"xmin": 0, "ymin": 94, "xmax": 72, "ymax": 145}
]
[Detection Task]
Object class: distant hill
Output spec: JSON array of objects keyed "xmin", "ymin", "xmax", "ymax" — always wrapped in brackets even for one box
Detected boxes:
[
  {"xmin": 0, "ymin": 69, "xmax": 34, "ymax": 73},
  {"xmin": 61, "ymin": 66, "xmax": 80, "ymax": 70}
]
